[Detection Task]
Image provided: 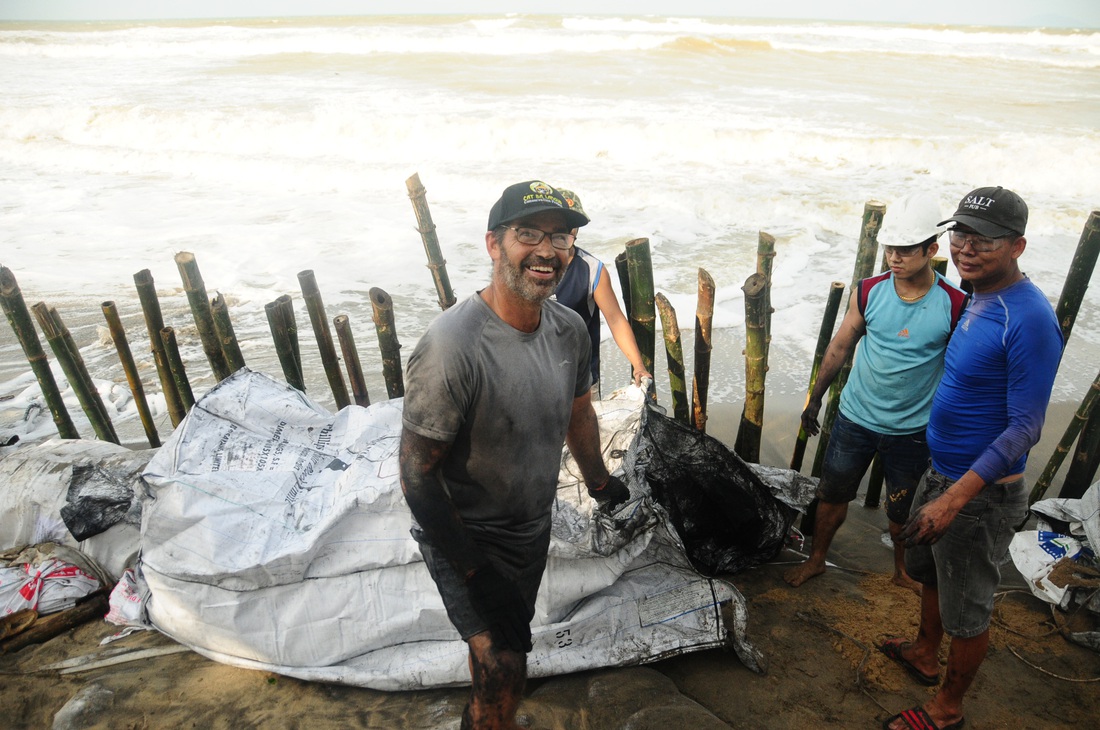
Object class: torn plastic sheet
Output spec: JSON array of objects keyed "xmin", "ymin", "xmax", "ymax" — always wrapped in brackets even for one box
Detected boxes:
[
  {"xmin": 139, "ymin": 369, "xmax": 778, "ymax": 689},
  {"xmin": 0, "ymin": 441, "xmax": 151, "ymax": 581},
  {"xmin": 625, "ymin": 407, "xmax": 799, "ymax": 575}
]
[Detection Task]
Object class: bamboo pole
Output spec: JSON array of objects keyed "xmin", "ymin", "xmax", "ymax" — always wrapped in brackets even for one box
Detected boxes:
[
  {"xmin": 655, "ymin": 293, "xmax": 689, "ymax": 424},
  {"xmin": 31, "ymin": 303, "xmax": 118, "ymax": 444},
  {"xmin": 1062, "ymin": 421, "xmax": 1100, "ymax": 500},
  {"xmin": 757, "ymin": 232, "xmax": 776, "ymax": 361},
  {"xmin": 266, "ymin": 295, "xmax": 305, "ymax": 392},
  {"xmin": 625, "ymin": 238, "xmax": 655, "ymax": 376},
  {"xmin": 0, "ymin": 266, "xmax": 79, "ymax": 439},
  {"xmin": 175, "ymin": 252, "xmax": 231, "ymax": 381},
  {"xmin": 736, "ymin": 273, "xmax": 769, "ymax": 463},
  {"xmin": 614, "ymin": 252, "xmax": 632, "ymax": 320},
  {"xmin": 812, "ymin": 201, "xmax": 885, "ymax": 478},
  {"xmin": 160, "ymin": 327, "xmax": 195, "ymax": 413},
  {"xmin": 334, "ymin": 315, "xmax": 370, "ymax": 407},
  {"xmin": 932, "ymin": 256, "xmax": 949, "ymax": 277},
  {"xmin": 298, "ymin": 270, "xmax": 350, "ymax": 409},
  {"xmin": 1053, "ymin": 211, "xmax": 1100, "ymax": 343},
  {"xmin": 692, "ymin": 268, "xmax": 715, "ymax": 432},
  {"xmin": 791, "ymin": 281, "xmax": 845, "ymax": 471},
  {"xmin": 50, "ymin": 305, "xmax": 119, "ymax": 444},
  {"xmin": 1056, "ymin": 211, "xmax": 1100, "ymax": 499},
  {"xmin": 1030, "ymin": 365, "xmax": 1100, "ymax": 505},
  {"xmin": 210, "ymin": 293, "xmax": 246, "ymax": 374},
  {"xmin": 406, "ymin": 173, "xmax": 457, "ymax": 310},
  {"xmin": 101, "ymin": 301, "xmax": 160, "ymax": 448},
  {"xmin": 133, "ymin": 269, "xmax": 185, "ymax": 428},
  {"xmin": 369, "ymin": 287, "xmax": 404, "ymax": 399},
  {"xmin": 736, "ymin": 232, "xmax": 777, "ymax": 455}
]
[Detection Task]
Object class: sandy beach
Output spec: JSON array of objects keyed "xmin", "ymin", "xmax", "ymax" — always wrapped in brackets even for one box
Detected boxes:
[{"xmin": 2, "ymin": 390, "xmax": 1098, "ymax": 730}]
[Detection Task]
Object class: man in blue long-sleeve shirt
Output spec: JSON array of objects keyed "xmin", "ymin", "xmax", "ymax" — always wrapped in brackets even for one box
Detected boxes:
[{"xmin": 882, "ymin": 187, "xmax": 1063, "ymax": 730}]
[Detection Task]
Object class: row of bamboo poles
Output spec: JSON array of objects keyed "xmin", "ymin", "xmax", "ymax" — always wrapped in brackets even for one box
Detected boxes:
[
  {"xmin": 2, "ymin": 173, "xmax": 1099, "ymax": 504},
  {"xmin": 0, "ymin": 256, "xmax": 406, "ymax": 451}
]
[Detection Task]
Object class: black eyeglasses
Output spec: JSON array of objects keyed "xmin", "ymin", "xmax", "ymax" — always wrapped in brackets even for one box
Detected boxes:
[
  {"xmin": 506, "ymin": 226, "xmax": 576, "ymax": 250},
  {"xmin": 949, "ymin": 230, "xmax": 1009, "ymax": 253}
]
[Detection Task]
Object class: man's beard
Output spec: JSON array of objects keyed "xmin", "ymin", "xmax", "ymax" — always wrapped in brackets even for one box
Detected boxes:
[{"xmin": 495, "ymin": 251, "xmax": 563, "ymax": 303}]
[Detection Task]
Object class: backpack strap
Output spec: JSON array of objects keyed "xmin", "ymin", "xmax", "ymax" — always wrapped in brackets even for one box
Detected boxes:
[{"xmin": 857, "ymin": 272, "xmax": 892, "ymax": 317}]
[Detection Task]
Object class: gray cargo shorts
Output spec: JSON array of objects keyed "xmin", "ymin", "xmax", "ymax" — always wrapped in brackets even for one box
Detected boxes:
[{"xmin": 904, "ymin": 467, "xmax": 1028, "ymax": 638}]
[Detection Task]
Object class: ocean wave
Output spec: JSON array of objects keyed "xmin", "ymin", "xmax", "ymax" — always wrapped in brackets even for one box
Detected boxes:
[{"xmin": 0, "ymin": 17, "xmax": 1096, "ymax": 69}]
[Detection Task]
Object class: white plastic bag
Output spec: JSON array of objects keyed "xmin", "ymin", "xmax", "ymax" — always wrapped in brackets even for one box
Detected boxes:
[{"xmin": 0, "ymin": 557, "xmax": 100, "ymax": 615}]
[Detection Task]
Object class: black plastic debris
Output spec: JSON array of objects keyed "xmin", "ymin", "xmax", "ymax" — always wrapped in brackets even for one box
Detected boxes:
[
  {"xmin": 60, "ymin": 454, "xmax": 153, "ymax": 541},
  {"xmin": 634, "ymin": 404, "xmax": 796, "ymax": 576}
]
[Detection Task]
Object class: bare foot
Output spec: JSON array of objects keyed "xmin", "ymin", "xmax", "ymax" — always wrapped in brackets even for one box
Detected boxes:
[
  {"xmin": 783, "ymin": 560, "xmax": 826, "ymax": 587},
  {"xmin": 892, "ymin": 571, "xmax": 922, "ymax": 596}
]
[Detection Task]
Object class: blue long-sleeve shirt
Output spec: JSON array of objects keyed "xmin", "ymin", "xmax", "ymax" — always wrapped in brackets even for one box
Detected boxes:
[{"xmin": 926, "ymin": 277, "xmax": 1063, "ymax": 483}]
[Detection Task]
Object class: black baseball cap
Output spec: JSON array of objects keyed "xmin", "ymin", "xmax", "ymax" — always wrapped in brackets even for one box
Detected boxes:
[
  {"xmin": 487, "ymin": 180, "xmax": 590, "ymax": 231},
  {"xmin": 938, "ymin": 186, "xmax": 1027, "ymax": 238}
]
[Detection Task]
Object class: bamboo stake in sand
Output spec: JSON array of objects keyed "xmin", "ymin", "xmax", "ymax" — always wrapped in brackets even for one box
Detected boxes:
[
  {"xmin": 0, "ymin": 265, "xmax": 78, "ymax": 439},
  {"xmin": 102, "ymin": 301, "xmax": 160, "ymax": 448},
  {"xmin": 160, "ymin": 326, "xmax": 195, "ymax": 414},
  {"xmin": 369, "ymin": 287, "xmax": 404, "ymax": 399},
  {"xmin": 211, "ymin": 292, "xmax": 246, "ymax": 375},
  {"xmin": 299, "ymin": 270, "xmax": 350, "ymax": 409},
  {"xmin": 175, "ymin": 251, "xmax": 231, "ymax": 382},
  {"xmin": 790, "ymin": 281, "xmax": 845, "ymax": 472},
  {"xmin": 334, "ymin": 314, "xmax": 370, "ymax": 407},
  {"xmin": 692, "ymin": 268, "xmax": 715, "ymax": 432},
  {"xmin": 266, "ymin": 294, "xmax": 305, "ymax": 392},
  {"xmin": 625, "ymin": 238, "xmax": 655, "ymax": 378},
  {"xmin": 735, "ymin": 273, "xmax": 768, "ymax": 463},
  {"xmin": 406, "ymin": 173, "xmax": 457, "ymax": 311},
  {"xmin": 134, "ymin": 269, "xmax": 185, "ymax": 428},
  {"xmin": 655, "ymin": 293, "xmax": 688, "ymax": 424},
  {"xmin": 31, "ymin": 303, "xmax": 118, "ymax": 444}
]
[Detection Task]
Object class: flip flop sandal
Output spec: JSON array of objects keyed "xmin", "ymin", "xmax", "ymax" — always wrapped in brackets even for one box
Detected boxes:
[
  {"xmin": 883, "ymin": 705, "xmax": 965, "ymax": 730},
  {"xmin": 878, "ymin": 636, "xmax": 940, "ymax": 686}
]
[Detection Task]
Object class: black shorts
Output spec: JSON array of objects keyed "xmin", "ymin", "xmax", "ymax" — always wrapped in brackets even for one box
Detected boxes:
[{"xmin": 415, "ymin": 529, "xmax": 547, "ymax": 640}]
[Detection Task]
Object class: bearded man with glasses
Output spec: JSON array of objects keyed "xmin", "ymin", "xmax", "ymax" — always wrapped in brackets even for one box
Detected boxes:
[
  {"xmin": 884, "ymin": 187, "xmax": 1063, "ymax": 730},
  {"xmin": 399, "ymin": 180, "xmax": 630, "ymax": 729}
]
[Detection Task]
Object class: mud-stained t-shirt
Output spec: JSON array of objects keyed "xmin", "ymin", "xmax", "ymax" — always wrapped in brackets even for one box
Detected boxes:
[
  {"xmin": 402, "ymin": 293, "xmax": 591, "ymax": 565},
  {"xmin": 926, "ymin": 277, "xmax": 1062, "ymax": 482}
]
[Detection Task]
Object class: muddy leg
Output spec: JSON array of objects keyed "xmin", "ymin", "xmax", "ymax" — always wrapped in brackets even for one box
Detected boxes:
[{"xmin": 463, "ymin": 631, "xmax": 526, "ymax": 729}]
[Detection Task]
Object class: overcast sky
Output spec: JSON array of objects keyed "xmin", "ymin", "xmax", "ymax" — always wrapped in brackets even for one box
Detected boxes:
[{"xmin": 1, "ymin": 0, "xmax": 1098, "ymax": 28}]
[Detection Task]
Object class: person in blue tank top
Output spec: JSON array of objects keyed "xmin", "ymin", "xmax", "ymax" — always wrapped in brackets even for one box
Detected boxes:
[
  {"xmin": 554, "ymin": 189, "xmax": 650, "ymax": 398},
  {"xmin": 785, "ymin": 193, "xmax": 968, "ymax": 592},
  {"xmin": 884, "ymin": 187, "xmax": 1063, "ymax": 730}
]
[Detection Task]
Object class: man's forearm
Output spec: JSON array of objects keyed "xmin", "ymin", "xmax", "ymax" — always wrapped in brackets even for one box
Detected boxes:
[
  {"xmin": 565, "ymin": 398, "xmax": 610, "ymax": 488},
  {"xmin": 399, "ymin": 428, "xmax": 486, "ymax": 578}
]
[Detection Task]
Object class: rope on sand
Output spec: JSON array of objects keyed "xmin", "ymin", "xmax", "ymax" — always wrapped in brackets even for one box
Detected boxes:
[
  {"xmin": 795, "ymin": 610, "xmax": 891, "ymax": 714},
  {"xmin": 991, "ymin": 589, "xmax": 1062, "ymax": 639},
  {"xmin": 1006, "ymin": 645, "xmax": 1100, "ymax": 683}
]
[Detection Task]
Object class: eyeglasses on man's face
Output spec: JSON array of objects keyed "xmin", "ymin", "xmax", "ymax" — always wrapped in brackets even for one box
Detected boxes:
[
  {"xmin": 506, "ymin": 226, "xmax": 576, "ymax": 250},
  {"xmin": 883, "ymin": 244, "xmax": 924, "ymax": 258},
  {"xmin": 948, "ymin": 230, "xmax": 1009, "ymax": 253}
]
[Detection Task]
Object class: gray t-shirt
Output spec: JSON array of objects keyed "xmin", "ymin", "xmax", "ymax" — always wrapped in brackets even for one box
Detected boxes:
[{"xmin": 402, "ymin": 293, "xmax": 592, "ymax": 564}]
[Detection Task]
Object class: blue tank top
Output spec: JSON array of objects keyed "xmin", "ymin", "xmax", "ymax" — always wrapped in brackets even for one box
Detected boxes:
[
  {"xmin": 839, "ymin": 271, "xmax": 967, "ymax": 435},
  {"xmin": 553, "ymin": 247, "xmax": 603, "ymax": 381}
]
